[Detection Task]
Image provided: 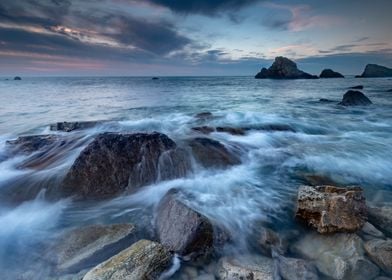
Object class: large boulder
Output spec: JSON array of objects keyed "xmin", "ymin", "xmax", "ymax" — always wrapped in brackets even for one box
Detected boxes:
[
  {"xmin": 292, "ymin": 233, "xmax": 380, "ymax": 280},
  {"xmin": 188, "ymin": 137, "xmax": 241, "ymax": 168},
  {"xmin": 356, "ymin": 64, "xmax": 392, "ymax": 78},
  {"xmin": 338, "ymin": 90, "xmax": 372, "ymax": 106},
  {"xmin": 62, "ymin": 132, "xmax": 190, "ymax": 198},
  {"xmin": 277, "ymin": 256, "xmax": 319, "ymax": 280},
  {"xmin": 364, "ymin": 239, "xmax": 392, "ymax": 275},
  {"xmin": 217, "ymin": 255, "xmax": 275, "ymax": 280},
  {"xmin": 295, "ymin": 185, "xmax": 367, "ymax": 233},
  {"xmin": 255, "ymin": 57, "xmax": 318, "ymax": 79},
  {"xmin": 368, "ymin": 206, "xmax": 392, "ymax": 236},
  {"xmin": 52, "ymin": 224, "xmax": 136, "ymax": 274},
  {"xmin": 156, "ymin": 189, "xmax": 214, "ymax": 259},
  {"xmin": 319, "ymin": 69, "xmax": 344, "ymax": 78},
  {"xmin": 82, "ymin": 239, "xmax": 172, "ymax": 280},
  {"xmin": 50, "ymin": 121, "xmax": 101, "ymax": 132}
]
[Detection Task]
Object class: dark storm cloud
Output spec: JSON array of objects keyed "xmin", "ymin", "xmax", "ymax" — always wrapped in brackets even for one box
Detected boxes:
[{"xmin": 144, "ymin": 0, "xmax": 260, "ymax": 15}]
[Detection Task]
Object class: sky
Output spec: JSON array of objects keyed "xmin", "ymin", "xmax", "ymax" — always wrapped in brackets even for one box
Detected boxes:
[{"xmin": 0, "ymin": 0, "xmax": 391, "ymax": 76}]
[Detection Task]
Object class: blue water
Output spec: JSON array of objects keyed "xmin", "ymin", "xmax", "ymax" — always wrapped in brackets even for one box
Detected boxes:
[{"xmin": 0, "ymin": 76, "xmax": 391, "ymax": 279}]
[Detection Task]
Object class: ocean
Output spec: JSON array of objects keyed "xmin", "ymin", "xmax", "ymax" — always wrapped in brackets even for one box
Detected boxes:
[{"xmin": 0, "ymin": 76, "xmax": 391, "ymax": 279}]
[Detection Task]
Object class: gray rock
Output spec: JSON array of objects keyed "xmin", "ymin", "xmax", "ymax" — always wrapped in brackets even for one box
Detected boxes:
[
  {"xmin": 360, "ymin": 222, "xmax": 385, "ymax": 240},
  {"xmin": 338, "ymin": 90, "xmax": 372, "ymax": 106},
  {"xmin": 156, "ymin": 189, "xmax": 214, "ymax": 259},
  {"xmin": 188, "ymin": 137, "xmax": 241, "ymax": 168},
  {"xmin": 255, "ymin": 57, "xmax": 318, "ymax": 79},
  {"xmin": 62, "ymin": 132, "xmax": 190, "ymax": 198},
  {"xmin": 6, "ymin": 134, "xmax": 63, "ymax": 154},
  {"xmin": 278, "ymin": 256, "xmax": 319, "ymax": 280},
  {"xmin": 368, "ymin": 206, "xmax": 392, "ymax": 236},
  {"xmin": 258, "ymin": 227, "xmax": 287, "ymax": 256},
  {"xmin": 52, "ymin": 224, "xmax": 136, "ymax": 274},
  {"xmin": 83, "ymin": 239, "xmax": 172, "ymax": 280},
  {"xmin": 364, "ymin": 239, "xmax": 392, "ymax": 275},
  {"xmin": 192, "ymin": 126, "xmax": 245, "ymax": 136},
  {"xmin": 349, "ymin": 85, "xmax": 364, "ymax": 90},
  {"xmin": 356, "ymin": 64, "xmax": 392, "ymax": 78},
  {"xmin": 217, "ymin": 255, "xmax": 275, "ymax": 280},
  {"xmin": 50, "ymin": 121, "xmax": 101, "ymax": 132},
  {"xmin": 296, "ymin": 185, "xmax": 367, "ymax": 233},
  {"xmin": 14, "ymin": 76, "xmax": 21, "ymax": 80},
  {"xmin": 319, "ymin": 69, "xmax": 344, "ymax": 78}
]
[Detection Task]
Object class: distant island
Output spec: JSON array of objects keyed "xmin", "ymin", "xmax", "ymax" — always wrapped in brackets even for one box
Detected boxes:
[{"xmin": 356, "ymin": 64, "xmax": 392, "ymax": 78}]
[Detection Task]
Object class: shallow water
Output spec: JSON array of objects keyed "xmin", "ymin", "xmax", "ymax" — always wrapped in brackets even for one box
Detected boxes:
[{"xmin": 0, "ymin": 76, "xmax": 391, "ymax": 279}]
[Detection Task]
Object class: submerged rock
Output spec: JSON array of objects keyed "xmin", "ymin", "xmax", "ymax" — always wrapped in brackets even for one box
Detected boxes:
[
  {"xmin": 50, "ymin": 121, "xmax": 101, "ymax": 132},
  {"xmin": 188, "ymin": 137, "xmax": 241, "ymax": 168},
  {"xmin": 319, "ymin": 98, "xmax": 335, "ymax": 103},
  {"xmin": 62, "ymin": 132, "xmax": 190, "ymax": 198},
  {"xmin": 349, "ymin": 85, "xmax": 364, "ymax": 90},
  {"xmin": 83, "ymin": 239, "xmax": 172, "ymax": 280},
  {"xmin": 255, "ymin": 56, "xmax": 318, "ymax": 79},
  {"xmin": 364, "ymin": 239, "xmax": 392, "ymax": 275},
  {"xmin": 296, "ymin": 185, "xmax": 367, "ymax": 233},
  {"xmin": 156, "ymin": 189, "xmax": 214, "ymax": 259},
  {"xmin": 278, "ymin": 256, "xmax": 319, "ymax": 280},
  {"xmin": 217, "ymin": 255, "xmax": 274, "ymax": 280},
  {"xmin": 195, "ymin": 112, "xmax": 213, "ymax": 120},
  {"xmin": 339, "ymin": 90, "xmax": 372, "ymax": 106},
  {"xmin": 14, "ymin": 76, "xmax": 22, "ymax": 80},
  {"xmin": 368, "ymin": 206, "xmax": 392, "ymax": 236},
  {"xmin": 52, "ymin": 224, "xmax": 136, "ymax": 274},
  {"xmin": 6, "ymin": 134, "xmax": 63, "ymax": 154},
  {"xmin": 292, "ymin": 233, "xmax": 380, "ymax": 280},
  {"xmin": 319, "ymin": 69, "xmax": 344, "ymax": 78},
  {"xmin": 192, "ymin": 126, "xmax": 245, "ymax": 136},
  {"xmin": 356, "ymin": 64, "xmax": 392, "ymax": 78}
]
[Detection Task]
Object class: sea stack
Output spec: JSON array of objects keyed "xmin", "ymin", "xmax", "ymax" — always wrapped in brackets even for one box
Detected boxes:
[
  {"xmin": 14, "ymin": 76, "xmax": 22, "ymax": 80},
  {"xmin": 255, "ymin": 56, "xmax": 318, "ymax": 79},
  {"xmin": 356, "ymin": 64, "xmax": 392, "ymax": 78},
  {"xmin": 319, "ymin": 69, "xmax": 344, "ymax": 78}
]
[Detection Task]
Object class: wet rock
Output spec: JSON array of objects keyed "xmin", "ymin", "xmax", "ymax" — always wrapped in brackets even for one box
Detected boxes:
[
  {"xmin": 338, "ymin": 90, "xmax": 372, "ymax": 106},
  {"xmin": 319, "ymin": 69, "xmax": 344, "ymax": 78},
  {"xmin": 301, "ymin": 174, "xmax": 341, "ymax": 187},
  {"xmin": 156, "ymin": 189, "xmax": 214, "ymax": 259},
  {"xmin": 360, "ymin": 222, "xmax": 385, "ymax": 240},
  {"xmin": 6, "ymin": 135, "xmax": 63, "ymax": 154},
  {"xmin": 349, "ymin": 85, "xmax": 364, "ymax": 90},
  {"xmin": 375, "ymin": 277, "xmax": 392, "ymax": 280},
  {"xmin": 62, "ymin": 132, "xmax": 190, "ymax": 198},
  {"xmin": 368, "ymin": 206, "xmax": 392, "ymax": 236},
  {"xmin": 356, "ymin": 64, "xmax": 392, "ymax": 78},
  {"xmin": 188, "ymin": 137, "xmax": 241, "ymax": 168},
  {"xmin": 258, "ymin": 227, "xmax": 287, "ymax": 256},
  {"xmin": 152, "ymin": 77, "xmax": 159, "ymax": 80},
  {"xmin": 255, "ymin": 56, "xmax": 318, "ymax": 79},
  {"xmin": 14, "ymin": 76, "xmax": 22, "ymax": 80},
  {"xmin": 50, "ymin": 121, "xmax": 101, "ymax": 132},
  {"xmin": 364, "ymin": 239, "xmax": 392, "ymax": 275},
  {"xmin": 52, "ymin": 224, "xmax": 136, "ymax": 274},
  {"xmin": 296, "ymin": 185, "xmax": 367, "ymax": 233},
  {"xmin": 292, "ymin": 233, "xmax": 380, "ymax": 280},
  {"xmin": 387, "ymin": 89, "xmax": 392, "ymax": 92},
  {"xmin": 319, "ymin": 98, "xmax": 335, "ymax": 103},
  {"xmin": 192, "ymin": 126, "xmax": 245, "ymax": 136},
  {"xmin": 253, "ymin": 123, "xmax": 296, "ymax": 132},
  {"xmin": 192, "ymin": 126, "xmax": 215, "ymax": 134},
  {"xmin": 83, "ymin": 239, "xmax": 172, "ymax": 280},
  {"xmin": 278, "ymin": 256, "xmax": 319, "ymax": 280},
  {"xmin": 217, "ymin": 255, "xmax": 274, "ymax": 280},
  {"xmin": 195, "ymin": 112, "xmax": 213, "ymax": 120}
]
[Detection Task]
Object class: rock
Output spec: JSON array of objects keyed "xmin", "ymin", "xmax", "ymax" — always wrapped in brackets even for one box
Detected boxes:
[
  {"xmin": 319, "ymin": 69, "xmax": 344, "ymax": 78},
  {"xmin": 246, "ymin": 123, "xmax": 296, "ymax": 132},
  {"xmin": 301, "ymin": 174, "xmax": 341, "ymax": 187},
  {"xmin": 364, "ymin": 239, "xmax": 392, "ymax": 275},
  {"xmin": 52, "ymin": 224, "xmax": 136, "ymax": 274},
  {"xmin": 83, "ymin": 239, "xmax": 172, "ymax": 280},
  {"xmin": 375, "ymin": 277, "xmax": 392, "ymax": 280},
  {"xmin": 14, "ymin": 76, "xmax": 22, "ymax": 80},
  {"xmin": 295, "ymin": 185, "xmax": 367, "ymax": 233},
  {"xmin": 255, "ymin": 57, "xmax": 318, "ymax": 79},
  {"xmin": 50, "ymin": 121, "xmax": 101, "ymax": 132},
  {"xmin": 156, "ymin": 189, "xmax": 214, "ymax": 258},
  {"xmin": 319, "ymin": 98, "xmax": 335, "ymax": 103},
  {"xmin": 360, "ymin": 222, "xmax": 385, "ymax": 240},
  {"xmin": 192, "ymin": 126, "xmax": 215, "ymax": 134},
  {"xmin": 258, "ymin": 227, "xmax": 287, "ymax": 256},
  {"xmin": 338, "ymin": 90, "xmax": 372, "ymax": 106},
  {"xmin": 278, "ymin": 256, "xmax": 319, "ymax": 280},
  {"xmin": 292, "ymin": 233, "xmax": 380, "ymax": 280},
  {"xmin": 188, "ymin": 137, "xmax": 241, "ymax": 168},
  {"xmin": 192, "ymin": 126, "xmax": 245, "ymax": 136},
  {"xmin": 368, "ymin": 206, "xmax": 392, "ymax": 236},
  {"xmin": 349, "ymin": 85, "xmax": 364, "ymax": 90},
  {"xmin": 62, "ymin": 132, "xmax": 190, "ymax": 198},
  {"xmin": 195, "ymin": 112, "xmax": 213, "ymax": 119},
  {"xmin": 217, "ymin": 255, "xmax": 274, "ymax": 280},
  {"xmin": 152, "ymin": 77, "xmax": 159, "ymax": 80},
  {"xmin": 387, "ymin": 89, "xmax": 392, "ymax": 92},
  {"xmin": 356, "ymin": 64, "xmax": 392, "ymax": 78},
  {"xmin": 6, "ymin": 134, "xmax": 63, "ymax": 154}
]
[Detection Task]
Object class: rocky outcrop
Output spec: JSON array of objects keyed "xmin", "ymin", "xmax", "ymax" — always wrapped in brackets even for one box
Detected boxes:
[
  {"xmin": 83, "ymin": 239, "xmax": 172, "ymax": 280},
  {"xmin": 295, "ymin": 185, "xmax": 367, "ymax": 233},
  {"xmin": 50, "ymin": 121, "xmax": 101, "ymax": 132},
  {"xmin": 278, "ymin": 256, "xmax": 319, "ymax": 280},
  {"xmin": 188, "ymin": 137, "xmax": 241, "ymax": 168},
  {"xmin": 292, "ymin": 233, "xmax": 380, "ymax": 280},
  {"xmin": 368, "ymin": 206, "xmax": 392, "ymax": 236},
  {"xmin": 156, "ymin": 189, "xmax": 214, "ymax": 259},
  {"xmin": 14, "ymin": 76, "xmax": 21, "ymax": 80},
  {"xmin": 356, "ymin": 64, "xmax": 392, "ymax": 78},
  {"xmin": 52, "ymin": 224, "xmax": 136, "ymax": 274},
  {"xmin": 364, "ymin": 239, "xmax": 392, "ymax": 275},
  {"xmin": 255, "ymin": 57, "xmax": 318, "ymax": 79},
  {"xmin": 338, "ymin": 90, "xmax": 372, "ymax": 106},
  {"xmin": 349, "ymin": 85, "xmax": 364, "ymax": 90},
  {"xmin": 319, "ymin": 69, "xmax": 344, "ymax": 78},
  {"xmin": 62, "ymin": 132, "xmax": 190, "ymax": 198},
  {"xmin": 217, "ymin": 255, "xmax": 274, "ymax": 280}
]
